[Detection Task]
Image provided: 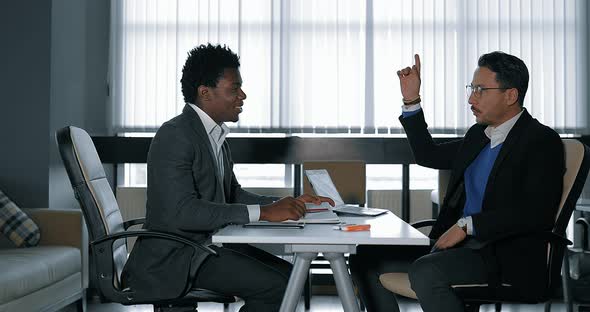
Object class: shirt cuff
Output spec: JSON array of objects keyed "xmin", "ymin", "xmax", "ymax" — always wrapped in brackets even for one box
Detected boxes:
[
  {"xmin": 247, "ymin": 205, "xmax": 261, "ymax": 222},
  {"xmin": 401, "ymin": 104, "xmax": 422, "ymax": 118},
  {"xmin": 465, "ymin": 216, "xmax": 474, "ymax": 236}
]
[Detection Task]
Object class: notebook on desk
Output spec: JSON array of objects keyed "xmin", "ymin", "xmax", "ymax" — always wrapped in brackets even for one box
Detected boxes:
[{"xmin": 305, "ymin": 169, "xmax": 389, "ymax": 217}]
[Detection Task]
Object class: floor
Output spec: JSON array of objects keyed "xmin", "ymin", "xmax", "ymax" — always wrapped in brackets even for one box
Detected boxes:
[{"xmin": 61, "ymin": 295, "xmax": 574, "ymax": 312}]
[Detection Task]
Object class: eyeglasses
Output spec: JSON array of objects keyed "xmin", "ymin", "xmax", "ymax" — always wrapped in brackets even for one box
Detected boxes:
[{"xmin": 466, "ymin": 84, "xmax": 511, "ymax": 98}]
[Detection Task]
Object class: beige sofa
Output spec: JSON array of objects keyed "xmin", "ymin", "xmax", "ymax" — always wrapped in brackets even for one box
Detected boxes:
[{"xmin": 0, "ymin": 209, "xmax": 87, "ymax": 312}]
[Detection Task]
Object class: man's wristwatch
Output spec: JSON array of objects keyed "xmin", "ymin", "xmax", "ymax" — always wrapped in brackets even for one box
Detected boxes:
[{"xmin": 456, "ymin": 218, "xmax": 468, "ymax": 234}]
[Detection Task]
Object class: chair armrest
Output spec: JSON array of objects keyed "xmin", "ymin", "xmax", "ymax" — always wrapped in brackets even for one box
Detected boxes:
[
  {"xmin": 489, "ymin": 230, "xmax": 572, "ymax": 247},
  {"xmin": 22, "ymin": 208, "xmax": 86, "ymax": 249},
  {"xmin": 576, "ymin": 217, "xmax": 590, "ymax": 228},
  {"xmin": 123, "ymin": 218, "xmax": 146, "ymax": 230},
  {"xmin": 411, "ymin": 219, "xmax": 437, "ymax": 229},
  {"xmin": 91, "ymin": 229, "xmax": 218, "ymax": 255}
]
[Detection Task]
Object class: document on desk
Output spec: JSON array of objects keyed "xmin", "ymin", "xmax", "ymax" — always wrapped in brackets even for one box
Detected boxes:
[
  {"xmin": 243, "ymin": 222, "xmax": 305, "ymax": 229},
  {"xmin": 244, "ymin": 204, "xmax": 341, "ymax": 228},
  {"xmin": 290, "ymin": 207, "xmax": 340, "ymax": 224}
]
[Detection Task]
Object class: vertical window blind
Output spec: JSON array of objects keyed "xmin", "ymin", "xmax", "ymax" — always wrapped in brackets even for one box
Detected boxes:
[{"xmin": 109, "ymin": 0, "xmax": 588, "ymax": 135}]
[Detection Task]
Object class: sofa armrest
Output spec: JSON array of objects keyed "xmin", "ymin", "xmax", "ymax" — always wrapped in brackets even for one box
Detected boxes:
[
  {"xmin": 22, "ymin": 208, "xmax": 85, "ymax": 249},
  {"xmin": 22, "ymin": 208, "xmax": 89, "ymax": 289}
]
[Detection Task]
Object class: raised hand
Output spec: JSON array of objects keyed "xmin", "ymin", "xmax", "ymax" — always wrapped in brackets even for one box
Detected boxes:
[
  {"xmin": 260, "ymin": 196, "xmax": 307, "ymax": 222},
  {"xmin": 397, "ymin": 54, "xmax": 422, "ymax": 101}
]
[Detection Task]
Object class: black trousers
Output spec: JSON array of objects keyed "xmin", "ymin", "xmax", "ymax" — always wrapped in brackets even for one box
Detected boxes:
[
  {"xmin": 349, "ymin": 244, "xmax": 430, "ymax": 312},
  {"xmin": 349, "ymin": 241, "xmax": 489, "ymax": 312},
  {"xmin": 409, "ymin": 247, "xmax": 488, "ymax": 312},
  {"xmin": 192, "ymin": 244, "xmax": 292, "ymax": 312}
]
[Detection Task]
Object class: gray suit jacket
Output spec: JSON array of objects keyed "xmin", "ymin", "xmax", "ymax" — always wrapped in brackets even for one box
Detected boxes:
[{"xmin": 122, "ymin": 105, "xmax": 277, "ymax": 301}]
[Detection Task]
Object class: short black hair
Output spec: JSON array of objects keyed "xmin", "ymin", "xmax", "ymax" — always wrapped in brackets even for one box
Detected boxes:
[
  {"xmin": 181, "ymin": 44, "xmax": 240, "ymax": 104},
  {"xmin": 478, "ymin": 51, "xmax": 529, "ymax": 107}
]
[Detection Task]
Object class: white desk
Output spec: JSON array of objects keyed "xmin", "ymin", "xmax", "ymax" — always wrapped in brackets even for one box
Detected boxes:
[{"xmin": 212, "ymin": 212, "xmax": 429, "ymax": 312}]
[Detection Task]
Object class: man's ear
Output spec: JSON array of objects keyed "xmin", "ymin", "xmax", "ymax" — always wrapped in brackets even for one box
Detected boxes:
[
  {"xmin": 506, "ymin": 88, "xmax": 519, "ymax": 107},
  {"xmin": 197, "ymin": 85, "xmax": 210, "ymax": 101}
]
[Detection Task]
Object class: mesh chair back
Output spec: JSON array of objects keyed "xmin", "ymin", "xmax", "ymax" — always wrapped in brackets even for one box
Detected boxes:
[{"xmin": 56, "ymin": 126, "xmax": 128, "ymax": 289}]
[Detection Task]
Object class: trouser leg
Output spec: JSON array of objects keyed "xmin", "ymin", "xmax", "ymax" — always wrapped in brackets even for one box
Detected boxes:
[
  {"xmin": 409, "ymin": 247, "xmax": 488, "ymax": 312},
  {"xmin": 193, "ymin": 244, "xmax": 292, "ymax": 312},
  {"xmin": 349, "ymin": 245, "xmax": 430, "ymax": 312}
]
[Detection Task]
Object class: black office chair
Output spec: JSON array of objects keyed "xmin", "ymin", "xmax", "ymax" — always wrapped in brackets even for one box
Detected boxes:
[
  {"xmin": 56, "ymin": 126, "xmax": 235, "ymax": 312},
  {"xmin": 379, "ymin": 139, "xmax": 590, "ymax": 312},
  {"xmin": 562, "ymin": 214, "xmax": 590, "ymax": 312}
]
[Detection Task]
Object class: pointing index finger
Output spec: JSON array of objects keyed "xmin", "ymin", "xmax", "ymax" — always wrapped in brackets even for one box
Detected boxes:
[{"xmin": 414, "ymin": 54, "xmax": 421, "ymax": 75}]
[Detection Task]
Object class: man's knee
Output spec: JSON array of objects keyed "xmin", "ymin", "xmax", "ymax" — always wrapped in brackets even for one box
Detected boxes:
[
  {"xmin": 260, "ymin": 270, "xmax": 289, "ymax": 302},
  {"xmin": 408, "ymin": 255, "xmax": 439, "ymax": 292}
]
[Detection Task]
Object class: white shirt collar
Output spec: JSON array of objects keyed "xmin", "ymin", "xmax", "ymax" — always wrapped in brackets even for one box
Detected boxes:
[
  {"xmin": 484, "ymin": 109, "xmax": 524, "ymax": 148},
  {"xmin": 188, "ymin": 103, "xmax": 230, "ymax": 152}
]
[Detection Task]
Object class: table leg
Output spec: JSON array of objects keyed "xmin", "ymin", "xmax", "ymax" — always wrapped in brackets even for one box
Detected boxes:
[
  {"xmin": 280, "ymin": 252, "xmax": 317, "ymax": 312},
  {"xmin": 323, "ymin": 252, "xmax": 360, "ymax": 312}
]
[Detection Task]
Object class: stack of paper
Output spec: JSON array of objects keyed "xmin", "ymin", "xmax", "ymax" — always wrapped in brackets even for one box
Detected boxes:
[{"xmin": 286, "ymin": 209, "xmax": 340, "ymax": 224}]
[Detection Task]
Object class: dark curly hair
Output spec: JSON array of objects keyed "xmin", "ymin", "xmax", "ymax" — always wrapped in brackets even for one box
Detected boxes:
[
  {"xmin": 478, "ymin": 51, "xmax": 529, "ymax": 107},
  {"xmin": 181, "ymin": 44, "xmax": 240, "ymax": 104}
]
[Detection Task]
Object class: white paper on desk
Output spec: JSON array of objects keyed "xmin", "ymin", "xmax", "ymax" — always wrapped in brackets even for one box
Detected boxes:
[
  {"xmin": 305, "ymin": 169, "xmax": 345, "ymax": 206},
  {"xmin": 285, "ymin": 210, "xmax": 341, "ymax": 224}
]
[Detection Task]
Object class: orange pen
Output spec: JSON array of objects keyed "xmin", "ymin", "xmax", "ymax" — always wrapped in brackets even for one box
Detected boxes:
[{"xmin": 334, "ymin": 224, "xmax": 371, "ymax": 232}]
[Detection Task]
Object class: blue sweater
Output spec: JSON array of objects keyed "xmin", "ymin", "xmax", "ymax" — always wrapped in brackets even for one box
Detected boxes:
[
  {"xmin": 402, "ymin": 108, "xmax": 502, "ymax": 235},
  {"xmin": 463, "ymin": 143, "xmax": 502, "ymax": 218}
]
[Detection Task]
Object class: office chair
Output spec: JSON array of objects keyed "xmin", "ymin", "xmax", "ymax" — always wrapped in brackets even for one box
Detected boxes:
[
  {"xmin": 562, "ymin": 214, "xmax": 590, "ymax": 312},
  {"xmin": 56, "ymin": 126, "xmax": 235, "ymax": 312},
  {"xmin": 302, "ymin": 160, "xmax": 366, "ymax": 310},
  {"xmin": 379, "ymin": 139, "xmax": 590, "ymax": 312}
]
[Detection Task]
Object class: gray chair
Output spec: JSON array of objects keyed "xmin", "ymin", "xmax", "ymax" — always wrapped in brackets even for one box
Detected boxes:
[
  {"xmin": 562, "ymin": 214, "xmax": 590, "ymax": 312},
  {"xmin": 380, "ymin": 139, "xmax": 590, "ymax": 312},
  {"xmin": 56, "ymin": 126, "xmax": 234, "ymax": 312}
]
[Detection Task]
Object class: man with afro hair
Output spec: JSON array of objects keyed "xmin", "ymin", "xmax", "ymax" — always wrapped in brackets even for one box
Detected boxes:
[{"xmin": 122, "ymin": 44, "xmax": 334, "ymax": 311}]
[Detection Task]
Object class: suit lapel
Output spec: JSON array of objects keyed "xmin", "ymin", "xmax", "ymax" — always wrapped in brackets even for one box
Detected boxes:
[
  {"xmin": 182, "ymin": 105, "xmax": 226, "ymax": 202},
  {"xmin": 484, "ymin": 109, "xmax": 532, "ymax": 195},
  {"xmin": 221, "ymin": 142, "xmax": 232, "ymax": 202}
]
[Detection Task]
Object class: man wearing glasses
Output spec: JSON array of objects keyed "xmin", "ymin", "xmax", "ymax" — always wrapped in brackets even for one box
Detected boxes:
[{"xmin": 350, "ymin": 52, "xmax": 564, "ymax": 312}]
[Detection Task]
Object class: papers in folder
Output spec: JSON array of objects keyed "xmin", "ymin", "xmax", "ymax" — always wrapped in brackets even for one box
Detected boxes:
[
  {"xmin": 244, "ymin": 202, "xmax": 341, "ymax": 228},
  {"xmin": 281, "ymin": 203, "xmax": 340, "ymax": 224}
]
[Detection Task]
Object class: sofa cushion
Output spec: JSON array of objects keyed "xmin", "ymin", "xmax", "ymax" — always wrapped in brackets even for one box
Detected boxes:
[
  {"xmin": 0, "ymin": 190, "xmax": 40, "ymax": 247},
  {"xmin": 0, "ymin": 246, "xmax": 80, "ymax": 304}
]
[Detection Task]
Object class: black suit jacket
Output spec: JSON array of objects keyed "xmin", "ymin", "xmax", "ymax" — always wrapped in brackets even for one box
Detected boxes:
[
  {"xmin": 122, "ymin": 105, "xmax": 278, "ymax": 301},
  {"xmin": 399, "ymin": 109, "xmax": 564, "ymax": 299}
]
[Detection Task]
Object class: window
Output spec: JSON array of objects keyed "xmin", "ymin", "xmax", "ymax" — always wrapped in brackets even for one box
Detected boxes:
[
  {"xmin": 110, "ymin": 0, "xmax": 588, "ymax": 188},
  {"xmin": 110, "ymin": 0, "xmax": 588, "ymax": 134}
]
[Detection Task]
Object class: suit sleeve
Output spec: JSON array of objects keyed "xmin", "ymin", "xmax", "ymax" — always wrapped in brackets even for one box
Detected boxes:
[
  {"xmin": 399, "ymin": 110, "xmax": 463, "ymax": 170},
  {"xmin": 471, "ymin": 130, "xmax": 564, "ymax": 241},
  {"xmin": 146, "ymin": 124, "xmax": 251, "ymax": 232}
]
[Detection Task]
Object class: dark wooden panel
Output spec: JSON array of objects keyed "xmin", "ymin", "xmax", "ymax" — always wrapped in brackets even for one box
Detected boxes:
[
  {"xmin": 92, "ymin": 135, "xmax": 590, "ymax": 164},
  {"xmin": 92, "ymin": 137, "xmax": 152, "ymax": 164}
]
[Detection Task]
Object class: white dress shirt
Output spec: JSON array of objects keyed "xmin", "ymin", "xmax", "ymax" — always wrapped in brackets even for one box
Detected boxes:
[{"xmin": 189, "ymin": 104, "xmax": 260, "ymax": 222}]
